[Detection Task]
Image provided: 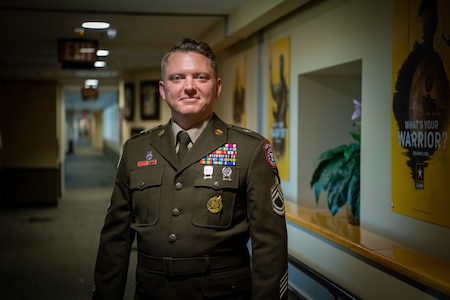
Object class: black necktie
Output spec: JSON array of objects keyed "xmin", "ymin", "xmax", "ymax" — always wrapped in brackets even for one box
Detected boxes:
[{"xmin": 177, "ymin": 131, "xmax": 191, "ymax": 162}]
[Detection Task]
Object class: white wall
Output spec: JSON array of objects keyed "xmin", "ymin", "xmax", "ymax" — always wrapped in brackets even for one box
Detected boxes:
[
  {"xmin": 117, "ymin": 1, "xmax": 449, "ymax": 295},
  {"xmin": 217, "ymin": 36, "xmax": 261, "ymax": 132},
  {"xmin": 216, "ymin": 0, "xmax": 450, "ymax": 273},
  {"xmin": 297, "ymin": 66, "xmax": 361, "ymax": 208}
]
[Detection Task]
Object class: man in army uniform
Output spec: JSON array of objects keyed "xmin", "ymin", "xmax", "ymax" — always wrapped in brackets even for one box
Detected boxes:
[{"xmin": 92, "ymin": 38, "xmax": 288, "ymax": 300}]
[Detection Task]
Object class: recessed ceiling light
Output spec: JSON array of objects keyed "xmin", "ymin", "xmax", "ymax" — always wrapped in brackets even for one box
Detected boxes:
[
  {"xmin": 96, "ymin": 49, "xmax": 109, "ymax": 57},
  {"xmin": 85, "ymin": 79, "xmax": 99, "ymax": 88},
  {"xmin": 82, "ymin": 21, "xmax": 110, "ymax": 30},
  {"xmin": 94, "ymin": 61, "xmax": 106, "ymax": 68}
]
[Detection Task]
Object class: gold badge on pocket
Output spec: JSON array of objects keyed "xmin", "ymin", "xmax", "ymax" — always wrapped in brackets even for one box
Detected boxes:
[{"xmin": 207, "ymin": 195, "xmax": 223, "ymax": 214}]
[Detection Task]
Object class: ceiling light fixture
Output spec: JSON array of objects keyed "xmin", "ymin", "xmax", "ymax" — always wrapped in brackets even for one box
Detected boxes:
[
  {"xmin": 96, "ymin": 49, "xmax": 109, "ymax": 57},
  {"xmin": 85, "ymin": 79, "xmax": 99, "ymax": 88},
  {"xmin": 94, "ymin": 61, "xmax": 106, "ymax": 68},
  {"xmin": 82, "ymin": 21, "xmax": 110, "ymax": 30}
]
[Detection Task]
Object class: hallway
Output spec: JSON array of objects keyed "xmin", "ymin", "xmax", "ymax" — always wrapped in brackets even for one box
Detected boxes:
[
  {"xmin": 0, "ymin": 138, "xmax": 136, "ymax": 299},
  {"xmin": 0, "ymin": 137, "xmax": 299, "ymax": 299}
]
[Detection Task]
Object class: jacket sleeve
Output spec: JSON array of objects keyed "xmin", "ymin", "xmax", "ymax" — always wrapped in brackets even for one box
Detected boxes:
[
  {"xmin": 247, "ymin": 140, "xmax": 288, "ymax": 300},
  {"xmin": 92, "ymin": 141, "xmax": 134, "ymax": 300}
]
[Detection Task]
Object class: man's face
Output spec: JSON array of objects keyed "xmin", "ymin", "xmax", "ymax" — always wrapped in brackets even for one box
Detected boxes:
[{"xmin": 159, "ymin": 51, "xmax": 222, "ymax": 128}]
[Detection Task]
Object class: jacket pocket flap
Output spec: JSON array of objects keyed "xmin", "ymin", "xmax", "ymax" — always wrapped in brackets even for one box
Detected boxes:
[{"xmin": 130, "ymin": 166, "xmax": 163, "ymax": 190}]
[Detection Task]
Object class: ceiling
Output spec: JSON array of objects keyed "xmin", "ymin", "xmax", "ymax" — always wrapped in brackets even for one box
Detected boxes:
[{"xmin": 0, "ymin": 0, "xmax": 248, "ymax": 111}]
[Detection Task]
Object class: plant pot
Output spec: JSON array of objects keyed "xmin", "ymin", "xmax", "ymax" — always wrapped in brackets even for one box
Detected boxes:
[{"xmin": 346, "ymin": 203, "xmax": 360, "ymax": 226}]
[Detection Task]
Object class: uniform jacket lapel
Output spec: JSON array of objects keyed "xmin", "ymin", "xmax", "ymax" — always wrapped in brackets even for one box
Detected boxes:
[
  {"xmin": 147, "ymin": 115, "xmax": 228, "ymax": 171},
  {"xmin": 148, "ymin": 124, "xmax": 178, "ymax": 169},
  {"xmin": 184, "ymin": 115, "xmax": 228, "ymax": 167}
]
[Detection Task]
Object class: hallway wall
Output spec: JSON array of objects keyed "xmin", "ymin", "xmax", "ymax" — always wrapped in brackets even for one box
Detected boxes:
[
  {"xmin": 0, "ymin": 80, "xmax": 59, "ymax": 206},
  {"xmin": 0, "ymin": 140, "xmax": 135, "ymax": 299}
]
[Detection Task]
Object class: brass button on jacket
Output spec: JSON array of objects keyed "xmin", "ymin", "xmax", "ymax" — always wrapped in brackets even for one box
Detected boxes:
[
  {"xmin": 93, "ymin": 115, "xmax": 288, "ymax": 300},
  {"xmin": 172, "ymin": 208, "xmax": 181, "ymax": 217},
  {"xmin": 168, "ymin": 234, "xmax": 177, "ymax": 243}
]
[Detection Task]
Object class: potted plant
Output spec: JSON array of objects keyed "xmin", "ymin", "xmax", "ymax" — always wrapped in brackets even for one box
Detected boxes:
[{"xmin": 310, "ymin": 100, "xmax": 361, "ymax": 225}]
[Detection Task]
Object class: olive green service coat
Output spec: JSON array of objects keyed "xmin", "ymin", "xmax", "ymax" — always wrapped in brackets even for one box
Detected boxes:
[{"xmin": 93, "ymin": 114, "xmax": 288, "ymax": 300}]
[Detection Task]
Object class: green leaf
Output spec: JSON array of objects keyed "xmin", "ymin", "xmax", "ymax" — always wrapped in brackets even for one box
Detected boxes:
[
  {"xmin": 310, "ymin": 150, "xmax": 345, "ymax": 187},
  {"xmin": 313, "ymin": 182, "xmax": 322, "ymax": 204},
  {"xmin": 347, "ymin": 170, "xmax": 360, "ymax": 218},
  {"xmin": 350, "ymin": 131, "xmax": 361, "ymax": 143},
  {"xmin": 310, "ymin": 134, "xmax": 360, "ymax": 219},
  {"xmin": 314, "ymin": 144, "xmax": 348, "ymax": 163}
]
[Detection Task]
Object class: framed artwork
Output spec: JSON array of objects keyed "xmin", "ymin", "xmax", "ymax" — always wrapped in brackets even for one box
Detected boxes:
[
  {"xmin": 232, "ymin": 55, "xmax": 246, "ymax": 127},
  {"xmin": 124, "ymin": 82, "xmax": 135, "ymax": 121},
  {"xmin": 140, "ymin": 81, "xmax": 160, "ymax": 120},
  {"xmin": 268, "ymin": 36, "xmax": 290, "ymax": 180}
]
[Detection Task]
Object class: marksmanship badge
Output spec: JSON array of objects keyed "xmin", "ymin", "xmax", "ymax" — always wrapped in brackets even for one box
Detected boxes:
[
  {"xmin": 222, "ymin": 167, "xmax": 232, "ymax": 181},
  {"xmin": 137, "ymin": 151, "xmax": 157, "ymax": 167}
]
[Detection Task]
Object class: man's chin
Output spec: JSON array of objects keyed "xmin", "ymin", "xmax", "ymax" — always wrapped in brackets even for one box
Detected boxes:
[{"xmin": 173, "ymin": 110, "xmax": 212, "ymax": 126}]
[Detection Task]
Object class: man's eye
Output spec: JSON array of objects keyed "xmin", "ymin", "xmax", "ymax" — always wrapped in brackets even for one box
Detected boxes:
[
  {"xmin": 170, "ymin": 75, "xmax": 182, "ymax": 82},
  {"xmin": 196, "ymin": 74, "xmax": 209, "ymax": 81}
]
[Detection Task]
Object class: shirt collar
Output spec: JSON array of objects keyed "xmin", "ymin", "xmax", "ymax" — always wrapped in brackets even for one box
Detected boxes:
[{"xmin": 171, "ymin": 116, "xmax": 211, "ymax": 145}]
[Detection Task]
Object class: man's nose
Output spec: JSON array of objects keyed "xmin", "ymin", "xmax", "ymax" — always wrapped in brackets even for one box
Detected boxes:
[{"xmin": 184, "ymin": 78, "xmax": 196, "ymax": 95}]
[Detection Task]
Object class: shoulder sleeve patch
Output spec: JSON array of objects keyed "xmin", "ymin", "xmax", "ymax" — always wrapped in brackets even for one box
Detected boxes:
[{"xmin": 263, "ymin": 141, "xmax": 277, "ymax": 169}]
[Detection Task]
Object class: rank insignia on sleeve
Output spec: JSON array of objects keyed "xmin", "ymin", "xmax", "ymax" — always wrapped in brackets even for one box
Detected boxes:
[
  {"xmin": 263, "ymin": 141, "xmax": 277, "ymax": 169},
  {"xmin": 200, "ymin": 144, "xmax": 237, "ymax": 166},
  {"xmin": 280, "ymin": 271, "xmax": 288, "ymax": 298},
  {"xmin": 271, "ymin": 176, "xmax": 285, "ymax": 216}
]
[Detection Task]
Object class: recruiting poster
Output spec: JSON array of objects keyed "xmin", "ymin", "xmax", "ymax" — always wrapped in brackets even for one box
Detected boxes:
[
  {"xmin": 232, "ymin": 55, "xmax": 246, "ymax": 127},
  {"xmin": 391, "ymin": 0, "xmax": 450, "ymax": 227},
  {"xmin": 269, "ymin": 37, "xmax": 290, "ymax": 180}
]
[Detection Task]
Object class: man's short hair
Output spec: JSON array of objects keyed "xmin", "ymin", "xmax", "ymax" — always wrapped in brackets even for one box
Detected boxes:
[{"xmin": 161, "ymin": 38, "xmax": 218, "ymax": 79}]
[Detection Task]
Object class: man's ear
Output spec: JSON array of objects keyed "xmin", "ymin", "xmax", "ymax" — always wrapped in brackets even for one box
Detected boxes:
[
  {"xmin": 159, "ymin": 81, "xmax": 166, "ymax": 100},
  {"xmin": 215, "ymin": 78, "xmax": 222, "ymax": 98}
]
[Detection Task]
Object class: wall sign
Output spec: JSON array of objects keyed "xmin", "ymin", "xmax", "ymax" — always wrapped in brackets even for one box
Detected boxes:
[
  {"xmin": 58, "ymin": 38, "xmax": 98, "ymax": 69},
  {"xmin": 391, "ymin": 0, "xmax": 450, "ymax": 227}
]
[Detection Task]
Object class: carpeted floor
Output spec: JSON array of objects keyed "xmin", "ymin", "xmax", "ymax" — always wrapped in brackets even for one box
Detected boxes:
[
  {"xmin": 0, "ymin": 137, "xmax": 137, "ymax": 300},
  {"xmin": 0, "ymin": 136, "xmax": 299, "ymax": 300}
]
